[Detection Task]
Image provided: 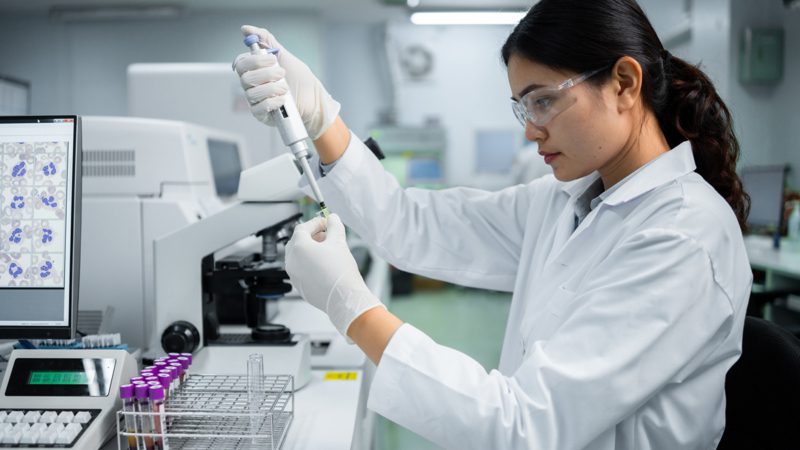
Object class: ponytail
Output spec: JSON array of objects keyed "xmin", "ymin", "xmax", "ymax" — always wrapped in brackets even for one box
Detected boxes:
[{"xmin": 657, "ymin": 52, "xmax": 750, "ymax": 230}]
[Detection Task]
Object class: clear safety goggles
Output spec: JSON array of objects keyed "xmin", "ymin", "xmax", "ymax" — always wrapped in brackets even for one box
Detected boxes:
[{"xmin": 511, "ymin": 66, "xmax": 608, "ymax": 128}]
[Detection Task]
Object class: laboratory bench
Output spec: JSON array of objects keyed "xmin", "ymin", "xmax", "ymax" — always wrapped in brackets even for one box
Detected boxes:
[{"xmin": 745, "ymin": 235, "xmax": 800, "ymax": 291}]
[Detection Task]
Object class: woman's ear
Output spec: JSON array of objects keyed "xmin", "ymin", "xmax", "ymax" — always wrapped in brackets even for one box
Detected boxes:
[{"xmin": 609, "ymin": 56, "xmax": 643, "ymax": 113}]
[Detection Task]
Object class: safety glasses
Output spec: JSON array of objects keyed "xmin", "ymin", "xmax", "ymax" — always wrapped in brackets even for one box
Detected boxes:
[{"xmin": 511, "ymin": 66, "xmax": 608, "ymax": 128}]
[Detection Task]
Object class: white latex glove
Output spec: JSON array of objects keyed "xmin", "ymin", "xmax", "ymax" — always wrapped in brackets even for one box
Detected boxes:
[
  {"xmin": 233, "ymin": 25, "xmax": 341, "ymax": 140},
  {"xmin": 285, "ymin": 214, "xmax": 385, "ymax": 340}
]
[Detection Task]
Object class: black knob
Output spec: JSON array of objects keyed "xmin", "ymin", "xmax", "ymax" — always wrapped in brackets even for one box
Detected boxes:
[{"xmin": 161, "ymin": 320, "xmax": 200, "ymax": 353}]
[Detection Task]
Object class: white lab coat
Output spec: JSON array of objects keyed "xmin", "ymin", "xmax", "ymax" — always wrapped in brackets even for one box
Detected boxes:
[{"xmin": 303, "ymin": 135, "xmax": 752, "ymax": 450}]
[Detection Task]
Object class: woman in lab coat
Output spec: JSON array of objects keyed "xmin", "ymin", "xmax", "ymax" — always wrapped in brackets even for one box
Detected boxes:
[{"xmin": 234, "ymin": 0, "xmax": 752, "ymax": 448}]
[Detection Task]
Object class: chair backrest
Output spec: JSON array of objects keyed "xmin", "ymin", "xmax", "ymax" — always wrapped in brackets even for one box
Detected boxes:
[{"xmin": 717, "ymin": 317, "xmax": 800, "ymax": 450}]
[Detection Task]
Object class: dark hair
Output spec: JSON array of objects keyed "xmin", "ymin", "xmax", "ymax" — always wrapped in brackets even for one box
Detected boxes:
[{"xmin": 501, "ymin": 0, "xmax": 750, "ymax": 230}]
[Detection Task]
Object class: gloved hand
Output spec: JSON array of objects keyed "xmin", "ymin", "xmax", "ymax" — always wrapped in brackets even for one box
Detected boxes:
[
  {"xmin": 285, "ymin": 214, "xmax": 385, "ymax": 340},
  {"xmin": 233, "ymin": 25, "xmax": 341, "ymax": 140}
]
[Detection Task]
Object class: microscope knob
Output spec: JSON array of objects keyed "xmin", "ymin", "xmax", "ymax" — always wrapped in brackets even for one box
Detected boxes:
[{"xmin": 161, "ymin": 320, "xmax": 200, "ymax": 353}]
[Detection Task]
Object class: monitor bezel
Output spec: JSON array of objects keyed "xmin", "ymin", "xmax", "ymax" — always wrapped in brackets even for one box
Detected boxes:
[{"xmin": 0, "ymin": 115, "xmax": 82, "ymax": 339}]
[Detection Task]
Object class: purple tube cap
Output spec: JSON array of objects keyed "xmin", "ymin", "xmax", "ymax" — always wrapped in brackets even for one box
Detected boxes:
[
  {"xmin": 167, "ymin": 352, "xmax": 181, "ymax": 358},
  {"xmin": 149, "ymin": 385, "xmax": 165, "ymax": 400},
  {"xmin": 154, "ymin": 361, "xmax": 168, "ymax": 367},
  {"xmin": 157, "ymin": 373, "xmax": 171, "ymax": 387},
  {"xmin": 131, "ymin": 380, "xmax": 147, "ymax": 385},
  {"xmin": 130, "ymin": 376, "xmax": 144, "ymax": 382},
  {"xmin": 119, "ymin": 384, "xmax": 134, "ymax": 398},
  {"xmin": 145, "ymin": 376, "xmax": 159, "ymax": 381},
  {"xmin": 179, "ymin": 353, "xmax": 193, "ymax": 364},
  {"xmin": 176, "ymin": 356, "xmax": 190, "ymax": 369},
  {"xmin": 135, "ymin": 383, "xmax": 150, "ymax": 400}
]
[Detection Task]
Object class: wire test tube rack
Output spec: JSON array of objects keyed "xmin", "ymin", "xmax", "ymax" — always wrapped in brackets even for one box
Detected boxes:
[{"xmin": 117, "ymin": 374, "xmax": 294, "ymax": 450}]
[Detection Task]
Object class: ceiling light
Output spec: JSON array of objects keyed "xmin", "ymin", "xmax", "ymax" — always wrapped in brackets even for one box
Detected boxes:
[
  {"xmin": 410, "ymin": 11, "xmax": 525, "ymax": 25},
  {"xmin": 50, "ymin": 5, "xmax": 182, "ymax": 22}
]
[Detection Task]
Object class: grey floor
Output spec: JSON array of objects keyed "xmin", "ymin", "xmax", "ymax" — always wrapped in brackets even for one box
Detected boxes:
[{"xmin": 373, "ymin": 284, "xmax": 512, "ymax": 450}]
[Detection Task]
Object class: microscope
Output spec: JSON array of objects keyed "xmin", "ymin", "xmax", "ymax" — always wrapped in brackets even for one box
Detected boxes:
[
  {"xmin": 151, "ymin": 154, "xmax": 313, "ymax": 389},
  {"xmin": 198, "ymin": 214, "xmax": 300, "ymax": 346}
]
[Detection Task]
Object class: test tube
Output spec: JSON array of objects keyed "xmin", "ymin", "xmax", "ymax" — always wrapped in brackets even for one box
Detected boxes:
[
  {"xmin": 247, "ymin": 353, "xmax": 264, "ymax": 443},
  {"xmin": 157, "ymin": 373, "xmax": 172, "ymax": 399},
  {"xmin": 168, "ymin": 362, "xmax": 185, "ymax": 385},
  {"xmin": 130, "ymin": 376, "xmax": 144, "ymax": 384},
  {"xmin": 153, "ymin": 361, "xmax": 168, "ymax": 370},
  {"xmin": 175, "ymin": 357, "xmax": 191, "ymax": 382},
  {"xmin": 179, "ymin": 353, "xmax": 193, "ymax": 365},
  {"xmin": 120, "ymin": 384, "xmax": 138, "ymax": 450},
  {"xmin": 167, "ymin": 352, "xmax": 180, "ymax": 358},
  {"xmin": 158, "ymin": 369, "xmax": 177, "ymax": 426},
  {"xmin": 149, "ymin": 385, "xmax": 168, "ymax": 450},
  {"xmin": 162, "ymin": 366, "xmax": 179, "ymax": 393},
  {"xmin": 135, "ymin": 383, "xmax": 154, "ymax": 450}
]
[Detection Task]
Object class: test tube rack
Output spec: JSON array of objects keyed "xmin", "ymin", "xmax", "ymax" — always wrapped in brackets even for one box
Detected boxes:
[{"xmin": 116, "ymin": 374, "xmax": 293, "ymax": 450}]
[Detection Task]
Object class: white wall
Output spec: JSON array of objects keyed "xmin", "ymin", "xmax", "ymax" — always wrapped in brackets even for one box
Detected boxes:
[
  {"xmin": 672, "ymin": 0, "xmax": 733, "ymax": 100},
  {"xmin": 0, "ymin": 11, "xmax": 324, "ymax": 117},
  {"xmin": 3, "ymin": 2, "xmax": 797, "ymax": 188},
  {"xmin": 729, "ymin": 0, "xmax": 800, "ymax": 188},
  {"xmin": 326, "ymin": 22, "xmax": 522, "ymax": 188},
  {"xmin": 389, "ymin": 23, "xmax": 520, "ymax": 187},
  {"xmin": 323, "ymin": 23, "xmax": 392, "ymax": 141}
]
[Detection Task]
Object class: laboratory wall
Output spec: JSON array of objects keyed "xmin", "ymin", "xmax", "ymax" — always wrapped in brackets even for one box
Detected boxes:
[
  {"xmin": 1, "ymin": 2, "xmax": 797, "ymax": 189},
  {"xmin": 0, "ymin": 11, "xmax": 324, "ymax": 121},
  {"xmin": 323, "ymin": 23, "xmax": 393, "ymax": 145},
  {"xmin": 667, "ymin": 0, "xmax": 732, "ymax": 100},
  {"xmin": 729, "ymin": 0, "xmax": 800, "ymax": 189}
]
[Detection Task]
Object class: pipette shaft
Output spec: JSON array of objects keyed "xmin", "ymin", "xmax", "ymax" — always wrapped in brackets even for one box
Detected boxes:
[{"xmin": 245, "ymin": 36, "xmax": 329, "ymax": 217}]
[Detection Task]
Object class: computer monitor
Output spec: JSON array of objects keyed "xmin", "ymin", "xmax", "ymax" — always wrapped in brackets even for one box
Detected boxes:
[
  {"xmin": 741, "ymin": 165, "xmax": 787, "ymax": 233},
  {"xmin": 0, "ymin": 116, "xmax": 82, "ymax": 339},
  {"xmin": 207, "ymin": 138, "xmax": 243, "ymax": 198}
]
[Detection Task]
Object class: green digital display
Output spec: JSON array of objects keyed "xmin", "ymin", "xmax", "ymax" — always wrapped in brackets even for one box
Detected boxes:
[{"xmin": 28, "ymin": 371, "xmax": 89, "ymax": 386}]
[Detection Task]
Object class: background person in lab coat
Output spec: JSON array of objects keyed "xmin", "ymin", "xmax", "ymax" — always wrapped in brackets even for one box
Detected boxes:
[{"xmin": 234, "ymin": 0, "xmax": 752, "ymax": 448}]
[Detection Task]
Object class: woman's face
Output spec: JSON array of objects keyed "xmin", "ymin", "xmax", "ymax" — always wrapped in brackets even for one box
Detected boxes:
[{"xmin": 507, "ymin": 55, "xmax": 635, "ymax": 182}]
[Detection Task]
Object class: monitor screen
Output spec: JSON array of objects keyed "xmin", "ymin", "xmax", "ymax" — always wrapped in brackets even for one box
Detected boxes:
[
  {"xmin": 741, "ymin": 165, "xmax": 786, "ymax": 232},
  {"xmin": 207, "ymin": 138, "xmax": 242, "ymax": 198},
  {"xmin": 0, "ymin": 116, "xmax": 81, "ymax": 339}
]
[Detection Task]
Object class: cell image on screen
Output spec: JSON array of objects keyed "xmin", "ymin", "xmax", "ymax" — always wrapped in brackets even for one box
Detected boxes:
[
  {"xmin": 1, "ymin": 141, "xmax": 70, "ymax": 288},
  {"xmin": 207, "ymin": 139, "xmax": 242, "ymax": 197}
]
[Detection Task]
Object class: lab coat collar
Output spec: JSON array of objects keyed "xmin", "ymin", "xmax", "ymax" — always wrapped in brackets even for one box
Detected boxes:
[{"xmin": 559, "ymin": 141, "xmax": 695, "ymax": 206}]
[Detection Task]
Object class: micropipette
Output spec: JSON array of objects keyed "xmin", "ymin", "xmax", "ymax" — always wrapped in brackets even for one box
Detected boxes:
[{"xmin": 244, "ymin": 34, "xmax": 330, "ymax": 218}]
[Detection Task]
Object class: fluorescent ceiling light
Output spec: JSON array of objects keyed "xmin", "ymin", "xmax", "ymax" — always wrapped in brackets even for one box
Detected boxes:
[
  {"xmin": 50, "ymin": 5, "xmax": 182, "ymax": 22},
  {"xmin": 410, "ymin": 11, "xmax": 525, "ymax": 25}
]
